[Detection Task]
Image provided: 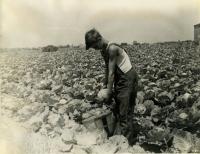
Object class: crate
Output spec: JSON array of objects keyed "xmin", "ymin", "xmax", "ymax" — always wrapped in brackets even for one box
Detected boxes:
[{"xmin": 82, "ymin": 110, "xmax": 114, "ymax": 135}]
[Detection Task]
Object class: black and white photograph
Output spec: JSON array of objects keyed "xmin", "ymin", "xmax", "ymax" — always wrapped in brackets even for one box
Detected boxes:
[{"xmin": 0, "ymin": 0, "xmax": 200, "ymax": 153}]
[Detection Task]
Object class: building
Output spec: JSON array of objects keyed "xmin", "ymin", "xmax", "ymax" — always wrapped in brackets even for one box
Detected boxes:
[
  {"xmin": 121, "ymin": 42, "xmax": 128, "ymax": 46},
  {"xmin": 194, "ymin": 23, "xmax": 200, "ymax": 43}
]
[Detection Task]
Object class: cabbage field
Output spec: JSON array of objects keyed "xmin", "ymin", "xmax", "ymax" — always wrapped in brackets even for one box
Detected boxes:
[{"xmin": 1, "ymin": 41, "xmax": 200, "ymax": 153}]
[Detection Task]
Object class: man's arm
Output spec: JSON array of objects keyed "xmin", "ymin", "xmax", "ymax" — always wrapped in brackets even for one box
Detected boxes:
[
  {"xmin": 107, "ymin": 46, "xmax": 117, "ymax": 94},
  {"xmin": 104, "ymin": 62, "xmax": 109, "ymax": 87},
  {"xmin": 100, "ymin": 50, "xmax": 109, "ymax": 87}
]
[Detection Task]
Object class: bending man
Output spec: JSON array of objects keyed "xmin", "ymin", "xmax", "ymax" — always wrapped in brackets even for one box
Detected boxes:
[{"xmin": 85, "ymin": 28, "xmax": 138, "ymax": 145}]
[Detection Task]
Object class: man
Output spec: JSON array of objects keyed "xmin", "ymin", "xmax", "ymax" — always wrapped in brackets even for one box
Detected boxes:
[{"xmin": 85, "ymin": 28, "xmax": 138, "ymax": 145}]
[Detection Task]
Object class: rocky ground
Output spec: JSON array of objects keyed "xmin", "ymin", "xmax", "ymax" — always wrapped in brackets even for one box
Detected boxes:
[{"xmin": 1, "ymin": 41, "xmax": 200, "ymax": 153}]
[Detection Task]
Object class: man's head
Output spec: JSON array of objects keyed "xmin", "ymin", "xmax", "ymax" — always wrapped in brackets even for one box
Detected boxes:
[{"xmin": 85, "ymin": 28, "xmax": 103, "ymax": 50}]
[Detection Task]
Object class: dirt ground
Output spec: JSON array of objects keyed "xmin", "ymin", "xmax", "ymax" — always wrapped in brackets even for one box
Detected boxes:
[{"xmin": 0, "ymin": 94, "xmax": 69, "ymax": 154}]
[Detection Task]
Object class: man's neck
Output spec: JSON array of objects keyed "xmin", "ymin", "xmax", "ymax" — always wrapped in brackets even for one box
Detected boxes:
[{"xmin": 102, "ymin": 39, "xmax": 109, "ymax": 50}]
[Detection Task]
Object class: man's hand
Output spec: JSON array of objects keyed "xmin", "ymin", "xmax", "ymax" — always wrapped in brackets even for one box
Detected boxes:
[
  {"xmin": 97, "ymin": 88, "xmax": 112, "ymax": 102},
  {"xmin": 104, "ymin": 90, "xmax": 112, "ymax": 102}
]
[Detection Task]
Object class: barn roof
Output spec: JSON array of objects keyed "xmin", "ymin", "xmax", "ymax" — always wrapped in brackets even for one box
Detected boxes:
[{"xmin": 194, "ymin": 23, "xmax": 200, "ymax": 28}]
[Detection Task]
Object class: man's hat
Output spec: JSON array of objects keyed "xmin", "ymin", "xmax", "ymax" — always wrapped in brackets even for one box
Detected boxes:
[{"xmin": 85, "ymin": 28, "xmax": 102, "ymax": 50}]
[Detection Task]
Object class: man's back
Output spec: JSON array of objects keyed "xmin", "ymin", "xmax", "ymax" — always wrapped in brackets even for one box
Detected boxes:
[{"xmin": 107, "ymin": 43, "xmax": 132, "ymax": 74}]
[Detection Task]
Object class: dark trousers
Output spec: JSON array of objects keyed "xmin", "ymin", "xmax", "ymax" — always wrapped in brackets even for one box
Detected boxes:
[{"xmin": 112, "ymin": 67, "xmax": 138, "ymax": 145}]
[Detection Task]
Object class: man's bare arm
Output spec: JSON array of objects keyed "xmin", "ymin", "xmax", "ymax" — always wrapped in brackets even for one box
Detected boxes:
[
  {"xmin": 107, "ymin": 46, "xmax": 117, "ymax": 94},
  {"xmin": 104, "ymin": 62, "xmax": 108, "ymax": 87},
  {"xmin": 100, "ymin": 50, "xmax": 109, "ymax": 87}
]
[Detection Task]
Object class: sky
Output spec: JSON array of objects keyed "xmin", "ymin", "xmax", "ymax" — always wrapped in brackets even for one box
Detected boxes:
[{"xmin": 0, "ymin": 0, "xmax": 200, "ymax": 48}]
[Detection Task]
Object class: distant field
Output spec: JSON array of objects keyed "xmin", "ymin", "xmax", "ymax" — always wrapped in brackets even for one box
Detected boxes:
[{"xmin": 1, "ymin": 41, "xmax": 200, "ymax": 152}]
